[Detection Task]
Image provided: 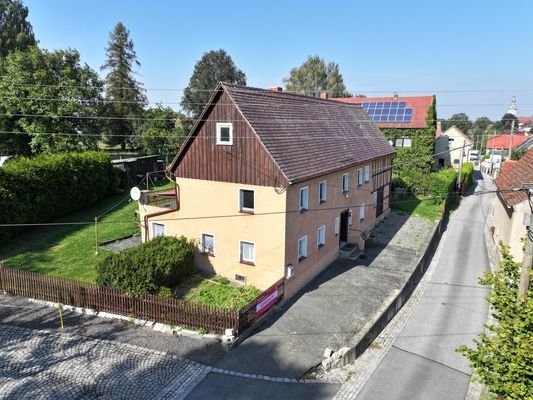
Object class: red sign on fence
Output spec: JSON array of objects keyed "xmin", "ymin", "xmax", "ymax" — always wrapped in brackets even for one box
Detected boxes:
[{"xmin": 255, "ymin": 285, "xmax": 278, "ymax": 317}]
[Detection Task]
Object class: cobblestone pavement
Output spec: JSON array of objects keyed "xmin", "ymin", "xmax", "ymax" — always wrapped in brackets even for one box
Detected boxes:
[{"xmin": 0, "ymin": 324, "xmax": 210, "ymax": 400}]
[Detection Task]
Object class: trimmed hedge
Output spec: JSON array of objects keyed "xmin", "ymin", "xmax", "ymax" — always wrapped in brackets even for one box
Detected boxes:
[
  {"xmin": 96, "ymin": 236, "xmax": 196, "ymax": 296},
  {"xmin": 460, "ymin": 162, "xmax": 474, "ymax": 192},
  {"xmin": 430, "ymin": 168, "xmax": 457, "ymax": 203},
  {"xmin": 0, "ymin": 152, "xmax": 118, "ymax": 242}
]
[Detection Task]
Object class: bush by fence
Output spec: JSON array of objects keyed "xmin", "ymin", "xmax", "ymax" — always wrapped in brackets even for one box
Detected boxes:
[
  {"xmin": 460, "ymin": 162, "xmax": 474, "ymax": 192},
  {"xmin": 96, "ymin": 236, "xmax": 195, "ymax": 296},
  {"xmin": 430, "ymin": 168, "xmax": 457, "ymax": 203},
  {"xmin": 0, "ymin": 152, "xmax": 118, "ymax": 242}
]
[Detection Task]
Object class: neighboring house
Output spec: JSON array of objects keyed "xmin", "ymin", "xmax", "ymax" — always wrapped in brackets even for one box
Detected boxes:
[
  {"xmin": 139, "ymin": 83, "xmax": 395, "ymax": 299},
  {"xmin": 486, "ymin": 134, "xmax": 529, "ymax": 156},
  {"xmin": 517, "ymin": 116, "xmax": 533, "ymax": 133},
  {"xmin": 434, "ymin": 125, "xmax": 474, "ymax": 169},
  {"xmin": 493, "ymin": 148, "xmax": 533, "ymax": 262}
]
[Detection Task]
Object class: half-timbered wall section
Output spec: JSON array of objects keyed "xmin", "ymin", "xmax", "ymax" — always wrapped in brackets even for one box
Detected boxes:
[
  {"xmin": 172, "ymin": 90, "xmax": 288, "ymax": 188},
  {"xmin": 371, "ymin": 154, "xmax": 394, "ymax": 190}
]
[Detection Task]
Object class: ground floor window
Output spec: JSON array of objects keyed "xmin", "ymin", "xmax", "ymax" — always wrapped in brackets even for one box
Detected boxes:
[
  {"xmin": 152, "ymin": 223, "xmax": 165, "ymax": 237},
  {"xmin": 298, "ymin": 236, "xmax": 308, "ymax": 262},
  {"xmin": 201, "ymin": 233, "xmax": 215, "ymax": 255},
  {"xmin": 240, "ymin": 241, "xmax": 255, "ymax": 264}
]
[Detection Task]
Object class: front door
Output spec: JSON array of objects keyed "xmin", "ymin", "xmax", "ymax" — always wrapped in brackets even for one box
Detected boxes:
[{"xmin": 339, "ymin": 210, "xmax": 349, "ymax": 244}]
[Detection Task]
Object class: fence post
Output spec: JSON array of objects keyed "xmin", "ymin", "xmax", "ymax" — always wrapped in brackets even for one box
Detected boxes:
[{"xmin": 0, "ymin": 260, "xmax": 5, "ymax": 293}]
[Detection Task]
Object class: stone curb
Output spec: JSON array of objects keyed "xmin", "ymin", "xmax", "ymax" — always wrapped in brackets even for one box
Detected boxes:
[
  {"xmin": 25, "ymin": 298, "xmax": 222, "ymax": 342},
  {"xmin": 209, "ymin": 367, "xmax": 321, "ymax": 384}
]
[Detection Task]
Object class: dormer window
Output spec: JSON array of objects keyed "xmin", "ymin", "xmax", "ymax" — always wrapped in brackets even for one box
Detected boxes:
[{"xmin": 216, "ymin": 122, "xmax": 233, "ymax": 145}]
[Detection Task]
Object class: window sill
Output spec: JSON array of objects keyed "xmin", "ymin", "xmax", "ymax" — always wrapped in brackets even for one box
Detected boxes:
[
  {"xmin": 299, "ymin": 208, "xmax": 308, "ymax": 214},
  {"xmin": 239, "ymin": 209, "xmax": 255, "ymax": 215},
  {"xmin": 317, "ymin": 243, "xmax": 325, "ymax": 249},
  {"xmin": 319, "ymin": 200, "xmax": 326, "ymax": 204},
  {"xmin": 240, "ymin": 260, "xmax": 255, "ymax": 266},
  {"xmin": 298, "ymin": 256, "xmax": 307, "ymax": 263},
  {"xmin": 342, "ymin": 190, "xmax": 349, "ymax": 195},
  {"xmin": 360, "ymin": 219, "xmax": 365, "ymax": 222},
  {"xmin": 216, "ymin": 142, "xmax": 233, "ymax": 146}
]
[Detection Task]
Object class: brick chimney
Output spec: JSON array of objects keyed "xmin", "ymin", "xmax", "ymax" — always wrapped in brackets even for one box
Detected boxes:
[
  {"xmin": 436, "ymin": 121, "xmax": 443, "ymax": 137},
  {"xmin": 319, "ymin": 92, "xmax": 329, "ymax": 99},
  {"xmin": 270, "ymin": 87, "xmax": 283, "ymax": 92}
]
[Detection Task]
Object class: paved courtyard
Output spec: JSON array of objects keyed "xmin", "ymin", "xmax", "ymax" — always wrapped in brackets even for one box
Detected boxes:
[{"xmin": 0, "ymin": 324, "xmax": 209, "ymax": 400}]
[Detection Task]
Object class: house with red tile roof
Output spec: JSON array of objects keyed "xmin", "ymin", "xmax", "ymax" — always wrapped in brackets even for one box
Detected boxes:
[
  {"xmin": 487, "ymin": 134, "xmax": 529, "ymax": 151},
  {"xmin": 493, "ymin": 148, "xmax": 533, "ymax": 261},
  {"xmin": 139, "ymin": 83, "xmax": 395, "ymax": 299}
]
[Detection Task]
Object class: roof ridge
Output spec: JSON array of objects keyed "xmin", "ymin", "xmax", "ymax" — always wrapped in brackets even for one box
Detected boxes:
[{"xmin": 221, "ymin": 82, "xmax": 363, "ymax": 108}]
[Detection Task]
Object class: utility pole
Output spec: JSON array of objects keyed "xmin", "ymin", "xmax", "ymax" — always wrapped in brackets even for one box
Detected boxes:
[
  {"xmin": 456, "ymin": 140, "xmax": 465, "ymax": 192},
  {"xmin": 518, "ymin": 188, "xmax": 533, "ymax": 304},
  {"xmin": 508, "ymin": 119, "xmax": 515, "ymax": 160}
]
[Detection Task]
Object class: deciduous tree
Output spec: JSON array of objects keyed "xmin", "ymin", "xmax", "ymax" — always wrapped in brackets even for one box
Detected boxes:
[
  {"xmin": 0, "ymin": 0, "xmax": 36, "ymax": 58},
  {"xmin": 101, "ymin": 22, "xmax": 146, "ymax": 150},
  {"xmin": 181, "ymin": 49, "xmax": 246, "ymax": 116},
  {"xmin": 284, "ymin": 55, "xmax": 351, "ymax": 97},
  {"xmin": 501, "ymin": 112, "xmax": 519, "ymax": 131},
  {"xmin": 0, "ymin": 46, "xmax": 104, "ymax": 154},
  {"xmin": 441, "ymin": 113, "xmax": 472, "ymax": 134}
]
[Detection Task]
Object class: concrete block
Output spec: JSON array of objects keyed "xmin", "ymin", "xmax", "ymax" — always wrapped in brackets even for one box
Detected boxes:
[{"xmin": 323, "ymin": 347, "xmax": 334, "ymax": 358}]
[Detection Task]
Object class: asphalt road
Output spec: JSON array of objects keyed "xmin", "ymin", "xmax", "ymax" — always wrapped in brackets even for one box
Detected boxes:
[{"xmin": 355, "ymin": 175, "xmax": 493, "ymax": 400}]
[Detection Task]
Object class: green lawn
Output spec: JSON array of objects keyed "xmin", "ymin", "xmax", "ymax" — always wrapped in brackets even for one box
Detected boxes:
[
  {"xmin": 392, "ymin": 193, "xmax": 444, "ymax": 221},
  {"xmin": 0, "ymin": 193, "xmax": 139, "ymax": 283}
]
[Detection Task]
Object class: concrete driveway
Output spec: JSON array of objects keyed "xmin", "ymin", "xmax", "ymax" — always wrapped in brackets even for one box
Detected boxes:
[{"xmin": 213, "ymin": 210, "xmax": 436, "ymax": 379}]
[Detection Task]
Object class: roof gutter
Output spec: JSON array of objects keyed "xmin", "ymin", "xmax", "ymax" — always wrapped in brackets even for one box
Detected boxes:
[{"xmin": 143, "ymin": 171, "xmax": 179, "ymax": 241}]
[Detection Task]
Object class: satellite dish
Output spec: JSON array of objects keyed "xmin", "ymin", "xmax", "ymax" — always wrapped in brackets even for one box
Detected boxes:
[{"xmin": 130, "ymin": 186, "xmax": 141, "ymax": 201}]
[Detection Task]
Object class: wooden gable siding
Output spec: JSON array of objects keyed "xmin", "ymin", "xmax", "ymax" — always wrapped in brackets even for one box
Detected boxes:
[
  {"xmin": 173, "ymin": 91, "xmax": 288, "ymax": 187},
  {"xmin": 371, "ymin": 154, "xmax": 393, "ymax": 189}
]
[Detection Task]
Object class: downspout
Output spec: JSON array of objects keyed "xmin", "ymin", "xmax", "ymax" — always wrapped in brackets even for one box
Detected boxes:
[{"xmin": 143, "ymin": 171, "xmax": 180, "ymax": 241}]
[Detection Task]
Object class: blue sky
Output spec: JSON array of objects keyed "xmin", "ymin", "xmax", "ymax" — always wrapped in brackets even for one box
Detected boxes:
[{"xmin": 25, "ymin": 0, "xmax": 533, "ymax": 120}]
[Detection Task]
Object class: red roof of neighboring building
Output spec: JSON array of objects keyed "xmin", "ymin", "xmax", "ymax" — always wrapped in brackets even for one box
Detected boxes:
[
  {"xmin": 495, "ymin": 148, "xmax": 533, "ymax": 207},
  {"xmin": 333, "ymin": 96, "xmax": 434, "ymax": 129},
  {"xmin": 486, "ymin": 134, "xmax": 529, "ymax": 150},
  {"xmin": 518, "ymin": 116, "xmax": 533, "ymax": 124}
]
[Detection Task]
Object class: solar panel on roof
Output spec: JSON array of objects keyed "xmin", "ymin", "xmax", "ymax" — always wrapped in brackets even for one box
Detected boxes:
[{"xmin": 360, "ymin": 100, "xmax": 413, "ymax": 123}]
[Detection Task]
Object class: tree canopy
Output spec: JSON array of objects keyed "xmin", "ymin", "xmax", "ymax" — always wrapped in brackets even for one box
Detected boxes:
[
  {"xmin": 181, "ymin": 49, "xmax": 246, "ymax": 117},
  {"xmin": 284, "ymin": 55, "xmax": 351, "ymax": 98},
  {"xmin": 501, "ymin": 112, "xmax": 519, "ymax": 131},
  {"xmin": 0, "ymin": 46, "xmax": 104, "ymax": 154},
  {"xmin": 136, "ymin": 106, "xmax": 191, "ymax": 157},
  {"xmin": 458, "ymin": 245, "xmax": 532, "ymax": 399},
  {"xmin": 0, "ymin": 0, "xmax": 36, "ymax": 58},
  {"xmin": 441, "ymin": 113, "xmax": 472, "ymax": 134},
  {"xmin": 101, "ymin": 22, "xmax": 146, "ymax": 150}
]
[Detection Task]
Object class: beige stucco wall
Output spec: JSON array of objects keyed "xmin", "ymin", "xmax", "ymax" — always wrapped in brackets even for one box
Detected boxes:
[
  {"xmin": 283, "ymin": 164, "xmax": 379, "ymax": 299},
  {"xmin": 139, "ymin": 178, "xmax": 286, "ymax": 290},
  {"xmin": 493, "ymin": 197, "xmax": 528, "ymax": 262},
  {"xmin": 434, "ymin": 126, "xmax": 473, "ymax": 170}
]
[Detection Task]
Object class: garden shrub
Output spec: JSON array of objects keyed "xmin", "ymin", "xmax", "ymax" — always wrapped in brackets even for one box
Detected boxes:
[
  {"xmin": 429, "ymin": 168, "xmax": 456, "ymax": 203},
  {"xmin": 0, "ymin": 151, "xmax": 118, "ymax": 242},
  {"xmin": 96, "ymin": 236, "xmax": 196, "ymax": 296},
  {"xmin": 460, "ymin": 162, "xmax": 474, "ymax": 192}
]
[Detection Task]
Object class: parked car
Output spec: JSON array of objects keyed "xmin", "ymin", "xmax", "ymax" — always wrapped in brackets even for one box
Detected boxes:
[{"xmin": 469, "ymin": 150, "xmax": 480, "ymax": 161}]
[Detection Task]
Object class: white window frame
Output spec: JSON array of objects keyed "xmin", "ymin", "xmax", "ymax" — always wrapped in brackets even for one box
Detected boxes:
[
  {"xmin": 216, "ymin": 122, "xmax": 233, "ymax": 145},
  {"xmin": 298, "ymin": 235, "xmax": 308, "ymax": 262},
  {"xmin": 359, "ymin": 203, "xmax": 365, "ymax": 221},
  {"xmin": 364, "ymin": 165, "xmax": 370, "ymax": 182},
  {"xmin": 317, "ymin": 225, "xmax": 326, "ymax": 248},
  {"xmin": 239, "ymin": 188, "xmax": 255, "ymax": 213},
  {"xmin": 152, "ymin": 222, "xmax": 165, "ymax": 237},
  {"xmin": 299, "ymin": 186, "xmax": 309, "ymax": 212},
  {"xmin": 239, "ymin": 240, "xmax": 255, "ymax": 264},
  {"xmin": 348, "ymin": 209, "xmax": 353, "ymax": 226},
  {"xmin": 357, "ymin": 168, "xmax": 363, "ymax": 186},
  {"xmin": 319, "ymin": 181, "xmax": 327, "ymax": 203},
  {"xmin": 372, "ymin": 191, "xmax": 378, "ymax": 208},
  {"xmin": 335, "ymin": 217, "xmax": 340, "ymax": 236},
  {"xmin": 342, "ymin": 173, "xmax": 349, "ymax": 193},
  {"xmin": 201, "ymin": 233, "xmax": 215, "ymax": 255}
]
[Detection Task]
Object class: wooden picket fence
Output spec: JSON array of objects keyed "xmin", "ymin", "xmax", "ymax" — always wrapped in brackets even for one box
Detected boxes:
[{"xmin": 0, "ymin": 264, "xmax": 238, "ymax": 335}]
